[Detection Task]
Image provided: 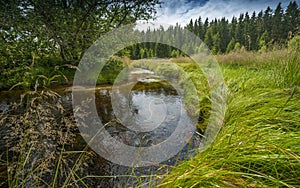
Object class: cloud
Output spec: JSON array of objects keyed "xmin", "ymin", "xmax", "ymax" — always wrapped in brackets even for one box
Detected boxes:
[
  {"xmin": 154, "ymin": 0, "xmax": 208, "ymax": 24},
  {"xmin": 155, "ymin": 0, "xmax": 292, "ymax": 26}
]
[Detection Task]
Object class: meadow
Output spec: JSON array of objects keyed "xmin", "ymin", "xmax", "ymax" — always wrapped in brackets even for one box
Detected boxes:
[{"xmin": 156, "ymin": 47, "xmax": 300, "ymax": 187}]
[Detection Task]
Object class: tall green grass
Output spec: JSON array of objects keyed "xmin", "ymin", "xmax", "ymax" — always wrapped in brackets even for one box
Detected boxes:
[{"xmin": 157, "ymin": 49, "xmax": 300, "ymax": 187}]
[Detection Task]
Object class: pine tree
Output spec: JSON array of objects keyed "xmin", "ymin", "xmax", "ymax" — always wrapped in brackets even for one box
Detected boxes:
[
  {"xmin": 204, "ymin": 27, "xmax": 214, "ymax": 50},
  {"xmin": 284, "ymin": 1, "xmax": 299, "ymax": 38},
  {"xmin": 203, "ymin": 18, "xmax": 209, "ymax": 38},
  {"xmin": 243, "ymin": 12, "xmax": 251, "ymax": 50},
  {"xmin": 229, "ymin": 16, "xmax": 237, "ymax": 42},
  {"xmin": 272, "ymin": 3, "xmax": 284, "ymax": 42},
  {"xmin": 187, "ymin": 19, "xmax": 194, "ymax": 33},
  {"xmin": 117, "ymin": 1, "xmax": 300, "ymax": 57},
  {"xmin": 219, "ymin": 18, "xmax": 230, "ymax": 53},
  {"xmin": 250, "ymin": 11, "xmax": 258, "ymax": 50},
  {"xmin": 197, "ymin": 16, "xmax": 204, "ymax": 40},
  {"xmin": 255, "ymin": 11, "xmax": 264, "ymax": 50},
  {"xmin": 212, "ymin": 32, "xmax": 221, "ymax": 54},
  {"xmin": 235, "ymin": 14, "xmax": 245, "ymax": 45},
  {"xmin": 263, "ymin": 6, "xmax": 272, "ymax": 43}
]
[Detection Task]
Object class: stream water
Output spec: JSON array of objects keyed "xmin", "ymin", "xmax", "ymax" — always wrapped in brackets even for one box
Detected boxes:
[{"xmin": 0, "ymin": 68, "xmax": 201, "ymax": 187}]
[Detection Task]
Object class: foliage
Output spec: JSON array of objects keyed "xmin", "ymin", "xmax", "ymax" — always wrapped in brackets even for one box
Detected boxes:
[
  {"xmin": 1, "ymin": 60, "xmax": 77, "ymax": 91},
  {"xmin": 0, "ymin": 0, "xmax": 160, "ymax": 62},
  {"xmin": 97, "ymin": 56, "xmax": 129, "ymax": 84},
  {"xmin": 0, "ymin": 0, "xmax": 161, "ymax": 90},
  {"xmin": 288, "ymin": 35, "xmax": 300, "ymax": 51}
]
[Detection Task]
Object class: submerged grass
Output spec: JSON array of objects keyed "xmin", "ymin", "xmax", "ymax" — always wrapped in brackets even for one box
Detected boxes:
[{"xmin": 157, "ymin": 49, "xmax": 300, "ymax": 187}]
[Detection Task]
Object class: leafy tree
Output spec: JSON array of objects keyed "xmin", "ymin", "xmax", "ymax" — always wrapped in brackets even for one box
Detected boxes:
[
  {"xmin": 171, "ymin": 49, "xmax": 180, "ymax": 57},
  {"xmin": 234, "ymin": 42, "xmax": 241, "ymax": 51},
  {"xmin": 0, "ymin": 0, "xmax": 161, "ymax": 63},
  {"xmin": 258, "ymin": 31, "xmax": 269, "ymax": 52},
  {"xmin": 226, "ymin": 37, "xmax": 236, "ymax": 53},
  {"xmin": 288, "ymin": 35, "xmax": 300, "ymax": 51}
]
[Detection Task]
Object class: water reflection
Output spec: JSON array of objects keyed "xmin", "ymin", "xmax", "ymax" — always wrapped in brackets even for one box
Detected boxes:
[
  {"xmin": 96, "ymin": 84, "xmax": 182, "ymax": 147},
  {"xmin": 0, "ymin": 68, "xmax": 201, "ymax": 187}
]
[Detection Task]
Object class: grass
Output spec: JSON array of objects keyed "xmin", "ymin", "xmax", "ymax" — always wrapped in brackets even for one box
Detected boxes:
[
  {"xmin": 1, "ymin": 47, "xmax": 299, "ymax": 187},
  {"xmin": 156, "ymin": 49, "xmax": 300, "ymax": 187}
]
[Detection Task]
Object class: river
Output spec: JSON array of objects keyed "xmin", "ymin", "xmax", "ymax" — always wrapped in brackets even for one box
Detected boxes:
[{"xmin": 0, "ymin": 68, "xmax": 202, "ymax": 187}]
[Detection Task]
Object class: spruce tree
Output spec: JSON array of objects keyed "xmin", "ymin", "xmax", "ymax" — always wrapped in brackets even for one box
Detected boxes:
[{"xmin": 272, "ymin": 3, "xmax": 284, "ymax": 42}]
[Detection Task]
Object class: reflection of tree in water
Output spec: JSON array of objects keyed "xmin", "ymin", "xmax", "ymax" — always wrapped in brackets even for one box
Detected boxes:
[{"xmin": 95, "ymin": 88, "xmax": 114, "ymax": 123}]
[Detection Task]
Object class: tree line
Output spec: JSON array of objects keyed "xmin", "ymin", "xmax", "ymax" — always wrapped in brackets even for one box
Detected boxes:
[{"xmin": 123, "ymin": 1, "xmax": 299, "ymax": 59}]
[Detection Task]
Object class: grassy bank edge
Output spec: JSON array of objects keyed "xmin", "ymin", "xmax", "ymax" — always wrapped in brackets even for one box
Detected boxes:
[{"xmin": 156, "ymin": 49, "xmax": 300, "ymax": 187}]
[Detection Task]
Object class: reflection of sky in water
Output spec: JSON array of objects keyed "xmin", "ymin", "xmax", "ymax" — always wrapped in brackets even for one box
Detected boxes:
[
  {"xmin": 95, "ymin": 85, "xmax": 191, "ymax": 147},
  {"xmin": 130, "ymin": 90, "xmax": 181, "ymax": 131},
  {"xmin": 94, "ymin": 67, "xmax": 198, "ymax": 152}
]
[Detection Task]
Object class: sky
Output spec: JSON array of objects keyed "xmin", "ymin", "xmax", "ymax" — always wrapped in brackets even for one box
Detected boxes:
[{"xmin": 153, "ymin": 0, "xmax": 296, "ymax": 26}]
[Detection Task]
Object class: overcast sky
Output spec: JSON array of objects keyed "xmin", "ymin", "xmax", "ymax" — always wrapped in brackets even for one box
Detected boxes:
[{"xmin": 153, "ymin": 0, "xmax": 296, "ymax": 26}]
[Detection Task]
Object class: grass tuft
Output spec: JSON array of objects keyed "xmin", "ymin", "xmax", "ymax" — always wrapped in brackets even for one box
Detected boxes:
[{"xmin": 157, "ymin": 49, "xmax": 300, "ymax": 187}]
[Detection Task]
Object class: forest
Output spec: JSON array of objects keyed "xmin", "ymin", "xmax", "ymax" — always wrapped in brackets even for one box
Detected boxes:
[{"xmin": 123, "ymin": 1, "xmax": 299, "ymax": 59}]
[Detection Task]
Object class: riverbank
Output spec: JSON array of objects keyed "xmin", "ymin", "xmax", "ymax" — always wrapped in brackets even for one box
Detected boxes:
[
  {"xmin": 157, "ymin": 49, "xmax": 300, "ymax": 187},
  {"xmin": 0, "ymin": 56, "xmax": 130, "ymax": 91}
]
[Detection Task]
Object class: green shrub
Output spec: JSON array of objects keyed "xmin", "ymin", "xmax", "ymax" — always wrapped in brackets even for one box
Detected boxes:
[{"xmin": 97, "ymin": 57, "xmax": 128, "ymax": 84}]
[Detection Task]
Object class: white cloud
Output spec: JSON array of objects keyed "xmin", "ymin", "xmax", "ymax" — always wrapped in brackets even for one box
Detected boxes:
[{"xmin": 155, "ymin": 0, "xmax": 292, "ymax": 26}]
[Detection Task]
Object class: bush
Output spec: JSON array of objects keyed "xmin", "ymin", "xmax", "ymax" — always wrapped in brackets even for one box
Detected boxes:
[
  {"xmin": 97, "ymin": 57, "xmax": 128, "ymax": 84},
  {"xmin": 288, "ymin": 35, "xmax": 300, "ymax": 52}
]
